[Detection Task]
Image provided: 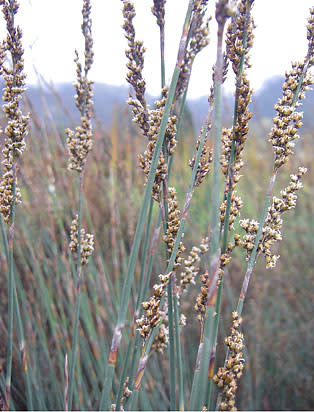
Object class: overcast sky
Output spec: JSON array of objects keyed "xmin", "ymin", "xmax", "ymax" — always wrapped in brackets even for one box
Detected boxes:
[{"xmin": 1, "ymin": 0, "xmax": 313, "ymax": 99}]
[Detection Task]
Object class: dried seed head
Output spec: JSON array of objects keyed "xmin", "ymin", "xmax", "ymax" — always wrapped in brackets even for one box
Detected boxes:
[
  {"xmin": 66, "ymin": 0, "xmax": 94, "ymax": 172},
  {"xmin": 138, "ymin": 89, "xmax": 177, "ymax": 201},
  {"xmin": 151, "ymin": 0, "xmax": 165, "ymax": 29},
  {"xmin": 0, "ymin": 0, "xmax": 29, "ymax": 223},
  {"xmin": 220, "ymin": 192, "xmax": 243, "ymax": 231},
  {"xmin": 176, "ymin": 3, "xmax": 210, "ymax": 98},
  {"xmin": 214, "ymin": 312, "xmax": 245, "ymax": 411},
  {"xmin": 69, "ymin": 215, "xmax": 94, "ymax": 266},
  {"xmin": 163, "ymin": 187, "xmax": 185, "ymax": 268},
  {"xmin": 152, "ymin": 322, "xmax": 169, "ymax": 354},
  {"xmin": 123, "ymin": 0, "xmax": 149, "ymax": 137},
  {"xmin": 189, "ymin": 129, "xmax": 213, "ymax": 187},
  {"xmin": 269, "ymin": 8, "xmax": 314, "ymax": 170},
  {"xmin": 180, "ymin": 237, "xmax": 209, "ymax": 295},
  {"xmin": 137, "ymin": 272, "xmax": 172, "ymax": 341},
  {"xmin": 239, "ymin": 167, "xmax": 307, "ymax": 268}
]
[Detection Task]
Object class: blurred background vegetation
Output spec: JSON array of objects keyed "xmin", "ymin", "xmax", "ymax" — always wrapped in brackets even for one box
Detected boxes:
[{"xmin": 0, "ymin": 77, "xmax": 313, "ymax": 410}]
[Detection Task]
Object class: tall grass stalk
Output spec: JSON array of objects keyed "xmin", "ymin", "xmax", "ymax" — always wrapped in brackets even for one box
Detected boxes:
[
  {"xmin": 0, "ymin": 1, "xmax": 29, "ymax": 408},
  {"xmin": 66, "ymin": 0, "xmax": 94, "ymax": 408},
  {"xmin": 100, "ymin": 2, "xmax": 194, "ymax": 409},
  {"xmin": 189, "ymin": 2, "xmax": 229, "ymax": 409},
  {"xmin": 128, "ymin": 114, "xmax": 210, "ymax": 409},
  {"xmin": 206, "ymin": 2, "xmax": 253, "ymax": 407}
]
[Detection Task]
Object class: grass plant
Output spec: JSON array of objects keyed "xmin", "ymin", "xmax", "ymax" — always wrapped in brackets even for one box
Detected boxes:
[{"xmin": 0, "ymin": 0, "xmax": 313, "ymax": 411}]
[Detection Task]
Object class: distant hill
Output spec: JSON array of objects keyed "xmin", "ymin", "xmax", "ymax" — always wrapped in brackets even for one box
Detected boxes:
[{"xmin": 18, "ymin": 76, "xmax": 314, "ymax": 133}]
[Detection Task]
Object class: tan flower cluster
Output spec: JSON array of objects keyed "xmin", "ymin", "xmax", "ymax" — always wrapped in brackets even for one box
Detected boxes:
[
  {"xmin": 138, "ymin": 89, "xmax": 177, "ymax": 202},
  {"xmin": 269, "ymin": 9, "xmax": 314, "ymax": 170},
  {"xmin": 176, "ymin": 3, "xmax": 210, "ymax": 99},
  {"xmin": 195, "ymin": 241, "xmax": 236, "ymax": 324},
  {"xmin": 269, "ymin": 77, "xmax": 311, "ymax": 170},
  {"xmin": 123, "ymin": 0, "xmax": 149, "ymax": 136},
  {"xmin": 194, "ymin": 270, "xmax": 209, "ymax": 324},
  {"xmin": 221, "ymin": 0, "xmax": 254, "ymax": 189},
  {"xmin": 120, "ymin": 377, "xmax": 132, "ymax": 409},
  {"xmin": 240, "ymin": 167, "xmax": 307, "ymax": 268},
  {"xmin": 0, "ymin": 0, "xmax": 29, "ymax": 223},
  {"xmin": 307, "ymin": 8, "xmax": 314, "ymax": 63},
  {"xmin": 189, "ymin": 130, "xmax": 213, "ymax": 187},
  {"xmin": 136, "ymin": 272, "xmax": 171, "ymax": 340},
  {"xmin": 66, "ymin": 116, "xmax": 93, "ymax": 173},
  {"xmin": 220, "ymin": 192, "xmax": 243, "ymax": 231},
  {"xmin": 151, "ymin": 0, "xmax": 165, "ymax": 29},
  {"xmin": 162, "ymin": 187, "xmax": 185, "ymax": 268},
  {"xmin": 152, "ymin": 322, "xmax": 169, "ymax": 354},
  {"xmin": 225, "ymin": 0, "xmax": 254, "ymax": 75},
  {"xmin": 69, "ymin": 215, "xmax": 94, "ymax": 266},
  {"xmin": 66, "ymin": 0, "xmax": 94, "ymax": 173},
  {"xmin": 180, "ymin": 237, "xmax": 209, "ymax": 295},
  {"xmin": 213, "ymin": 312, "xmax": 245, "ymax": 411}
]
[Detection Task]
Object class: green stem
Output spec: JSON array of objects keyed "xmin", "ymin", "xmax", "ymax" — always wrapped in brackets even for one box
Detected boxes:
[
  {"xmin": 115, "ymin": 198, "xmax": 154, "ymax": 410},
  {"xmin": 128, "ymin": 119, "xmax": 210, "ymax": 409},
  {"xmin": 173, "ymin": 290, "xmax": 184, "ymax": 411},
  {"xmin": 5, "ymin": 166, "xmax": 17, "ymax": 410},
  {"xmin": 68, "ymin": 173, "xmax": 83, "ymax": 411},
  {"xmin": 207, "ymin": 4, "xmax": 252, "ymax": 408},
  {"xmin": 100, "ymin": 2, "xmax": 194, "ymax": 409},
  {"xmin": 189, "ymin": 8, "xmax": 227, "ymax": 411}
]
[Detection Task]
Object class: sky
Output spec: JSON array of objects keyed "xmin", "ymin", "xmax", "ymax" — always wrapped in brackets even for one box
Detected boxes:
[{"xmin": 1, "ymin": 0, "xmax": 313, "ymax": 99}]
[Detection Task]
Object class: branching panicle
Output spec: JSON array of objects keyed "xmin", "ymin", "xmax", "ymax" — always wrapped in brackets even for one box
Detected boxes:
[
  {"xmin": 189, "ymin": 129, "xmax": 213, "ymax": 187},
  {"xmin": 180, "ymin": 237, "xmax": 209, "ymax": 295},
  {"xmin": 138, "ymin": 88, "xmax": 177, "ymax": 201},
  {"xmin": 176, "ymin": 3, "xmax": 210, "ymax": 98},
  {"xmin": 213, "ymin": 312, "xmax": 245, "ymax": 411},
  {"xmin": 123, "ymin": 0, "xmax": 150, "ymax": 136},
  {"xmin": 239, "ymin": 167, "xmax": 307, "ymax": 268},
  {"xmin": 269, "ymin": 10, "xmax": 314, "ymax": 170},
  {"xmin": 162, "ymin": 187, "xmax": 185, "ymax": 268},
  {"xmin": 0, "ymin": 0, "xmax": 29, "ymax": 223},
  {"xmin": 136, "ymin": 272, "xmax": 171, "ymax": 341},
  {"xmin": 66, "ymin": 0, "xmax": 94, "ymax": 173},
  {"xmin": 69, "ymin": 215, "xmax": 94, "ymax": 266}
]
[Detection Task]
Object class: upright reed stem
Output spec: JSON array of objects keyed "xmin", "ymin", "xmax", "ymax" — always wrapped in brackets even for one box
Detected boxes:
[
  {"xmin": 100, "ymin": 2, "xmax": 194, "ymax": 409},
  {"xmin": 189, "ymin": 3, "xmax": 228, "ymax": 409},
  {"xmin": 68, "ymin": 173, "xmax": 83, "ymax": 411}
]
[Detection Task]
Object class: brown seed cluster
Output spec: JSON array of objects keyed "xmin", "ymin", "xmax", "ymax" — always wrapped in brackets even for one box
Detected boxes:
[
  {"xmin": 220, "ymin": 192, "xmax": 243, "ymax": 231},
  {"xmin": 269, "ymin": 9, "xmax": 314, "ymax": 170},
  {"xmin": 138, "ymin": 89, "xmax": 177, "ymax": 201},
  {"xmin": 136, "ymin": 272, "xmax": 171, "ymax": 340},
  {"xmin": 151, "ymin": 0, "xmax": 165, "ymax": 29},
  {"xmin": 194, "ymin": 270, "xmax": 209, "ymax": 324},
  {"xmin": 176, "ymin": 3, "xmax": 210, "ymax": 99},
  {"xmin": 307, "ymin": 8, "xmax": 314, "ymax": 63},
  {"xmin": 180, "ymin": 237, "xmax": 209, "ymax": 295},
  {"xmin": 213, "ymin": 312, "xmax": 245, "ymax": 411},
  {"xmin": 66, "ymin": 0, "xmax": 94, "ymax": 173},
  {"xmin": 120, "ymin": 377, "xmax": 132, "ymax": 409},
  {"xmin": 225, "ymin": 0, "xmax": 254, "ymax": 75},
  {"xmin": 189, "ymin": 130, "xmax": 213, "ymax": 187},
  {"xmin": 269, "ymin": 73, "xmax": 312, "ymax": 170},
  {"xmin": 162, "ymin": 187, "xmax": 185, "ymax": 268},
  {"xmin": 152, "ymin": 322, "xmax": 169, "ymax": 354},
  {"xmin": 0, "ymin": 0, "xmax": 29, "ymax": 223},
  {"xmin": 195, "ymin": 240, "xmax": 236, "ymax": 324},
  {"xmin": 239, "ymin": 167, "xmax": 307, "ymax": 268},
  {"xmin": 221, "ymin": 0, "xmax": 254, "ymax": 190},
  {"xmin": 123, "ymin": 0, "xmax": 149, "ymax": 136},
  {"xmin": 69, "ymin": 215, "xmax": 94, "ymax": 266}
]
